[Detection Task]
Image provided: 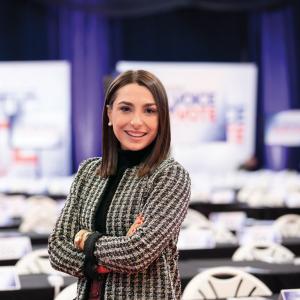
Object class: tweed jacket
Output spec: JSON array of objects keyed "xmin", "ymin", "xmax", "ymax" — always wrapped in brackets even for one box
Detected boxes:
[{"xmin": 48, "ymin": 156, "xmax": 191, "ymax": 300}]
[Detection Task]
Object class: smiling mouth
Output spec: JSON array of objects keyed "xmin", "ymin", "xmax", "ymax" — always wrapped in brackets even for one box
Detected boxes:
[{"xmin": 125, "ymin": 131, "xmax": 147, "ymax": 138}]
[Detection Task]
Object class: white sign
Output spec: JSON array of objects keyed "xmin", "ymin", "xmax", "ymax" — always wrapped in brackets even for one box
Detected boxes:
[
  {"xmin": 280, "ymin": 289, "xmax": 300, "ymax": 300},
  {"xmin": 117, "ymin": 61, "xmax": 257, "ymax": 173},
  {"xmin": 266, "ymin": 110, "xmax": 300, "ymax": 146},
  {"xmin": 0, "ymin": 236, "xmax": 32, "ymax": 260},
  {"xmin": 238, "ymin": 225, "xmax": 281, "ymax": 245},
  {"xmin": 0, "ymin": 61, "xmax": 71, "ymax": 178},
  {"xmin": 209, "ymin": 211, "xmax": 247, "ymax": 231},
  {"xmin": 177, "ymin": 228, "xmax": 216, "ymax": 249},
  {"xmin": 0, "ymin": 267, "xmax": 20, "ymax": 290}
]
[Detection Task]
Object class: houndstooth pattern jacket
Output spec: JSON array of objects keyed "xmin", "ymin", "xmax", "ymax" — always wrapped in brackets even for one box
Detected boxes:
[{"xmin": 48, "ymin": 156, "xmax": 191, "ymax": 300}]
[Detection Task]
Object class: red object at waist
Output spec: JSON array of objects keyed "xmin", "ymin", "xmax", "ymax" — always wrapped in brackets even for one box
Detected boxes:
[{"xmin": 97, "ymin": 265, "xmax": 110, "ymax": 274}]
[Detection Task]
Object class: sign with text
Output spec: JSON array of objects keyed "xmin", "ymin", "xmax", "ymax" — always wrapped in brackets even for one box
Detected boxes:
[
  {"xmin": 117, "ymin": 61, "xmax": 257, "ymax": 173},
  {"xmin": 0, "ymin": 61, "xmax": 71, "ymax": 178},
  {"xmin": 266, "ymin": 110, "xmax": 300, "ymax": 146}
]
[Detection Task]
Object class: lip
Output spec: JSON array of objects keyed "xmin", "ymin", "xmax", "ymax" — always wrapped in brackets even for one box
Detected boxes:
[{"xmin": 125, "ymin": 130, "xmax": 147, "ymax": 138}]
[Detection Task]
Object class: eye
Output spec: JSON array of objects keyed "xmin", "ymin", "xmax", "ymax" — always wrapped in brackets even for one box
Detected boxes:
[
  {"xmin": 145, "ymin": 107, "xmax": 157, "ymax": 114},
  {"xmin": 119, "ymin": 105, "xmax": 131, "ymax": 112}
]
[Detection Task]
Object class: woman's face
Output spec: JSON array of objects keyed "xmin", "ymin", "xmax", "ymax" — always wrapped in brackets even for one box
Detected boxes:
[{"xmin": 107, "ymin": 83, "xmax": 159, "ymax": 151}]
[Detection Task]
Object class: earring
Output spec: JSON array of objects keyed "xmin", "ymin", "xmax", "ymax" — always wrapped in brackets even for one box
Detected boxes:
[{"xmin": 108, "ymin": 121, "xmax": 112, "ymax": 126}]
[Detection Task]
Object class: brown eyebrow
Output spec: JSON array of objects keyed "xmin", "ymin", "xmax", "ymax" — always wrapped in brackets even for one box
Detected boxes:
[
  {"xmin": 144, "ymin": 103, "xmax": 157, "ymax": 107},
  {"xmin": 117, "ymin": 101, "xmax": 157, "ymax": 107}
]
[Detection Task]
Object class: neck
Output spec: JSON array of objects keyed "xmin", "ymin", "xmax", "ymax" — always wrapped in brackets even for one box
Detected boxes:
[{"xmin": 117, "ymin": 143, "xmax": 154, "ymax": 168}]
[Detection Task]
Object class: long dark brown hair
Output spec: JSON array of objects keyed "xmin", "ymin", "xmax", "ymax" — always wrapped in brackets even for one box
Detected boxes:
[{"xmin": 98, "ymin": 70, "xmax": 171, "ymax": 177}]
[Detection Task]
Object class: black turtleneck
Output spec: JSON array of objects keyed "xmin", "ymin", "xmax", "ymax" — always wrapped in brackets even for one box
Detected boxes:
[
  {"xmin": 84, "ymin": 143, "xmax": 154, "ymax": 296},
  {"xmin": 94, "ymin": 144, "xmax": 153, "ymax": 234}
]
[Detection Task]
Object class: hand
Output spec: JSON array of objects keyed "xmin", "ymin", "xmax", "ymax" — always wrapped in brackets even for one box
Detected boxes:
[
  {"xmin": 127, "ymin": 214, "xmax": 144, "ymax": 237},
  {"xmin": 74, "ymin": 229, "xmax": 91, "ymax": 251}
]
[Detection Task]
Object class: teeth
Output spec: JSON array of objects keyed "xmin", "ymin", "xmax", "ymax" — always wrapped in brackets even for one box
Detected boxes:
[{"xmin": 127, "ymin": 131, "xmax": 145, "ymax": 137}]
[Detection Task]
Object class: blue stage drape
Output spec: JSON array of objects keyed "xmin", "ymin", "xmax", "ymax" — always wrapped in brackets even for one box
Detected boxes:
[
  {"xmin": 259, "ymin": 7, "xmax": 299, "ymax": 170},
  {"xmin": 239, "ymin": 5, "xmax": 300, "ymax": 171},
  {"xmin": 47, "ymin": 4, "xmax": 111, "ymax": 170}
]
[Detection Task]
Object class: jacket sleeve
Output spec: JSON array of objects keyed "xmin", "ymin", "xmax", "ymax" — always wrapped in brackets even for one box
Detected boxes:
[
  {"xmin": 94, "ymin": 162, "xmax": 191, "ymax": 273},
  {"xmin": 48, "ymin": 159, "xmax": 93, "ymax": 278}
]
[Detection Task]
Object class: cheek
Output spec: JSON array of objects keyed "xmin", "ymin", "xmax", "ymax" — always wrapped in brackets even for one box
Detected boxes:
[
  {"xmin": 113, "ymin": 124, "xmax": 125, "ymax": 138},
  {"xmin": 150, "ymin": 119, "xmax": 159, "ymax": 137},
  {"xmin": 153, "ymin": 117, "xmax": 159, "ymax": 131},
  {"xmin": 112, "ymin": 114, "xmax": 127, "ymax": 128},
  {"xmin": 111, "ymin": 118, "xmax": 124, "ymax": 135}
]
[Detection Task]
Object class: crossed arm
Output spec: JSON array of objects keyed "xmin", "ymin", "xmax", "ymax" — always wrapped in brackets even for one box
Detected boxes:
[
  {"xmin": 48, "ymin": 159, "xmax": 191, "ymax": 277},
  {"xmin": 74, "ymin": 214, "xmax": 145, "ymax": 274}
]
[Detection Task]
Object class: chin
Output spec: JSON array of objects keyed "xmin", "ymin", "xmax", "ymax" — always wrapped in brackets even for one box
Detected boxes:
[{"xmin": 123, "ymin": 143, "xmax": 147, "ymax": 151}]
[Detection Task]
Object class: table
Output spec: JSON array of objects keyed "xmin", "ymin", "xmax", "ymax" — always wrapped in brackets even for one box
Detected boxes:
[
  {"xmin": 179, "ymin": 258, "xmax": 300, "ymax": 293},
  {"xmin": 0, "ymin": 274, "xmax": 76, "ymax": 300},
  {"xmin": 179, "ymin": 237, "xmax": 300, "ymax": 259},
  {"xmin": 1, "ymin": 260, "xmax": 299, "ymax": 299},
  {"xmin": 190, "ymin": 202, "xmax": 300, "ymax": 220}
]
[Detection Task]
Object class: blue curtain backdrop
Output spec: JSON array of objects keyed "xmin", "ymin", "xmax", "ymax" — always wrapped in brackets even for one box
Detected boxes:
[
  {"xmin": 0, "ymin": 1, "xmax": 50, "ymax": 60},
  {"xmin": 47, "ymin": 4, "xmax": 112, "ymax": 170},
  {"xmin": 1, "ymin": 0, "xmax": 299, "ymax": 172},
  {"xmin": 259, "ymin": 7, "xmax": 300, "ymax": 170}
]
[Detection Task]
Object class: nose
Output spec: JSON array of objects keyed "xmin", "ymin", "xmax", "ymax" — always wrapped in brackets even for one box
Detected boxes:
[{"xmin": 130, "ymin": 114, "xmax": 143, "ymax": 127}]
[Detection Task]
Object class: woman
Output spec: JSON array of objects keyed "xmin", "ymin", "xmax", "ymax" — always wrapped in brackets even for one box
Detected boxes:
[{"xmin": 48, "ymin": 70, "xmax": 191, "ymax": 300}]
